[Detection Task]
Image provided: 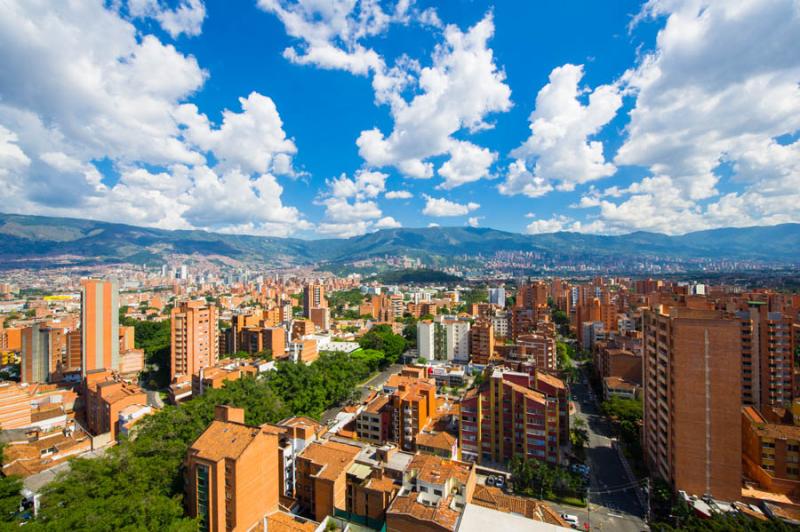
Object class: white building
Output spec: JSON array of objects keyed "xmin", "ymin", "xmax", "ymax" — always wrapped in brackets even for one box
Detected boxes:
[
  {"xmin": 417, "ymin": 321, "xmax": 435, "ymax": 361},
  {"xmin": 488, "ymin": 287, "xmax": 506, "ymax": 308},
  {"xmin": 444, "ymin": 317, "xmax": 471, "ymax": 363},
  {"xmin": 492, "ymin": 312, "xmax": 509, "ymax": 339}
]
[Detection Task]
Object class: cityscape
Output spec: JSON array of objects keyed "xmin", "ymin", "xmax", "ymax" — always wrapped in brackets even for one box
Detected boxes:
[{"xmin": 1, "ymin": 1, "xmax": 799, "ymax": 532}]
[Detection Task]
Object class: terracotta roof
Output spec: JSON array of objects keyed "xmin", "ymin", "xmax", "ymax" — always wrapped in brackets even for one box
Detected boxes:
[
  {"xmin": 263, "ymin": 511, "xmax": 318, "ymax": 532},
  {"xmin": 504, "ymin": 380, "xmax": 546, "ymax": 405},
  {"xmin": 535, "ymin": 371, "xmax": 566, "ymax": 390},
  {"xmin": 409, "ymin": 453, "xmax": 472, "ymax": 485},
  {"xmin": 416, "ymin": 431, "xmax": 456, "ymax": 451},
  {"xmin": 604, "ymin": 376, "xmax": 638, "ymax": 391},
  {"xmin": 388, "ymin": 493, "xmax": 461, "ymax": 531},
  {"xmin": 365, "ymin": 395, "xmax": 390, "ymax": 414},
  {"xmin": 190, "ymin": 420, "xmax": 262, "ymax": 462},
  {"xmin": 471, "ymin": 485, "xmax": 569, "ymax": 527},
  {"xmin": 365, "ymin": 475, "xmax": 398, "ymax": 493},
  {"xmin": 300, "ymin": 440, "xmax": 360, "ymax": 482}
]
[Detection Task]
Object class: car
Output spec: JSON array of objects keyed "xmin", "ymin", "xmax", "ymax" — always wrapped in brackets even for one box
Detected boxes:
[
  {"xmin": 494, "ymin": 475, "xmax": 505, "ymax": 488},
  {"xmin": 486, "ymin": 476, "xmax": 496, "ymax": 486},
  {"xmin": 561, "ymin": 513, "xmax": 579, "ymax": 528}
]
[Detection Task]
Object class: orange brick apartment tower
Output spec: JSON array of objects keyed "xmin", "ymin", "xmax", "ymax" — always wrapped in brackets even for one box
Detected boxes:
[
  {"xmin": 642, "ymin": 307, "xmax": 742, "ymax": 500},
  {"xmin": 185, "ymin": 406, "xmax": 279, "ymax": 532},
  {"xmin": 303, "ymin": 283, "xmax": 326, "ymax": 318},
  {"xmin": 171, "ymin": 301, "xmax": 219, "ymax": 381},
  {"xmin": 81, "ymin": 279, "xmax": 119, "ymax": 375}
]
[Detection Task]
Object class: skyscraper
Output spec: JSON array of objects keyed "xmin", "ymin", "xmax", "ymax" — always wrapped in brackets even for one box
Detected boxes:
[
  {"xmin": 488, "ymin": 287, "xmax": 505, "ymax": 308},
  {"xmin": 21, "ymin": 324, "xmax": 61, "ymax": 383},
  {"xmin": 303, "ymin": 283, "xmax": 326, "ymax": 318},
  {"xmin": 171, "ymin": 300, "xmax": 219, "ymax": 381},
  {"xmin": 81, "ymin": 278, "xmax": 119, "ymax": 375},
  {"xmin": 642, "ymin": 306, "xmax": 741, "ymax": 500}
]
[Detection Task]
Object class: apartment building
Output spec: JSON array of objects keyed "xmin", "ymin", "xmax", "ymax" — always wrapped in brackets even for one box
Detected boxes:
[
  {"xmin": 303, "ymin": 283, "xmax": 326, "ymax": 318},
  {"xmin": 83, "ymin": 369, "xmax": 149, "ymax": 440},
  {"xmin": 460, "ymin": 369, "xmax": 561, "ymax": 465},
  {"xmin": 416, "ymin": 316, "xmax": 470, "ymax": 363},
  {"xmin": 385, "ymin": 453, "xmax": 476, "ymax": 532},
  {"xmin": 81, "ymin": 279, "xmax": 119, "ymax": 374},
  {"xmin": 742, "ymin": 405, "xmax": 800, "ymax": 495},
  {"xmin": 642, "ymin": 306, "xmax": 742, "ymax": 500},
  {"xmin": 239, "ymin": 326, "xmax": 285, "ymax": 358},
  {"xmin": 185, "ymin": 406, "xmax": 279, "ymax": 532},
  {"xmin": 171, "ymin": 300, "xmax": 219, "ymax": 381},
  {"xmin": 737, "ymin": 301, "xmax": 794, "ymax": 409},
  {"xmin": 511, "ymin": 332, "xmax": 556, "ymax": 371},
  {"xmin": 469, "ymin": 319, "xmax": 494, "ymax": 365},
  {"xmin": 21, "ymin": 324, "xmax": 62, "ymax": 383},
  {"xmin": 295, "ymin": 440, "xmax": 361, "ymax": 522}
]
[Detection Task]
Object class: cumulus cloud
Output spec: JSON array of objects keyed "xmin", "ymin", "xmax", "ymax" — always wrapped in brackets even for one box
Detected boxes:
[
  {"xmin": 422, "ymin": 195, "xmax": 479, "ymax": 217},
  {"xmin": 0, "ymin": 1, "xmax": 306, "ymax": 237},
  {"xmin": 589, "ymin": 0, "xmax": 800, "ymax": 234},
  {"xmin": 357, "ymin": 13, "xmax": 510, "ymax": 186},
  {"xmin": 525, "ymin": 215, "xmax": 575, "ymax": 235},
  {"xmin": 501, "ymin": 63, "xmax": 621, "ymax": 195},
  {"xmin": 467, "ymin": 216, "xmax": 481, "ymax": 227},
  {"xmin": 316, "ymin": 169, "xmax": 392, "ymax": 237},
  {"xmin": 176, "ymin": 92, "xmax": 297, "ymax": 175},
  {"xmin": 385, "ymin": 190, "xmax": 413, "ymax": 199},
  {"xmin": 128, "ymin": 0, "xmax": 206, "ymax": 38}
]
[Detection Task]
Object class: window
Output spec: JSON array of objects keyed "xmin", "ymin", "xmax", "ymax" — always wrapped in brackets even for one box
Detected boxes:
[{"xmin": 196, "ymin": 465, "xmax": 210, "ymax": 532}]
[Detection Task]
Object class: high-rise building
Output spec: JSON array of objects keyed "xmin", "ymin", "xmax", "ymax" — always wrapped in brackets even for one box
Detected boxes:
[
  {"xmin": 416, "ymin": 316, "xmax": 470, "ymax": 363},
  {"xmin": 309, "ymin": 307, "xmax": 330, "ymax": 331},
  {"xmin": 488, "ymin": 287, "xmax": 505, "ymax": 308},
  {"xmin": 66, "ymin": 329, "xmax": 82, "ymax": 371},
  {"xmin": 185, "ymin": 406, "xmax": 279, "ymax": 531},
  {"xmin": 642, "ymin": 306, "xmax": 742, "ymax": 500},
  {"xmin": 737, "ymin": 302, "xmax": 794, "ymax": 409},
  {"xmin": 460, "ymin": 369, "xmax": 562, "ymax": 465},
  {"xmin": 81, "ymin": 279, "xmax": 119, "ymax": 375},
  {"xmin": 171, "ymin": 301, "xmax": 219, "ymax": 381},
  {"xmin": 303, "ymin": 283, "xmax": 326, "ymax": 318},
  {"xmin": 469, "ymin": 319, "xmax": 495, "ymax": 365},
  {"xmin": 21, "ymin": 324, "xmax": 62, "ymax": 383},
  {"xmin": 513, "ymin": 333, "xmax": 557, "ymax": 371}
]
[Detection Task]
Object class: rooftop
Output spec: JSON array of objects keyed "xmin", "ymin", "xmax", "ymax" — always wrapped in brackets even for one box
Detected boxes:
[
  {"xmin": 190, "ymin": 420, "xmax": 262, "ymax": 462},
  {"xmin": 300, "ymin": 440, "xmax": 361, "ymax": 482},
  {"xmin": 409, "ymin": 453, "xmax": 472, "ymax": 485}
]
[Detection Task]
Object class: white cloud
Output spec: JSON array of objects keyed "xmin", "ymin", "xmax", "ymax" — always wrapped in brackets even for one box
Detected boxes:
[
  {"xmin": 497, "ymin": 159, "xmax": 554, "ymax": 198},
  {"xmin": 427, "ymin": 222, "xmax": 440, "ymax": 228},
  {"xmin": 467, "ymin": 216, "xmax": 481, "ymax": 228},
  {"xmin": 422, "ymin": 195, "xmax": 479, "ymax": 217},
  {"xmin": 503, "ymin": 63, "xmax": 621, "ymax": 195},
  {"xmin": 0, "ymin": 2, "xmax": 307, "ymax": 237},
  {"xmin": 128, "ymin": 0, "xmax": 206, "ymax": 38},
  {"xmin": 374, "ymin": 216, "xmax": 402, "ymax": 229},
  {"xmin": 256, "ymin": 0, "xmax": 395, "ymax": 75},
  {"xmin": 357, "ymin": 13, "xmax": 511, "ymax": 186},
  {"xmin": 315, "ymin": 169, "xmax": 392, "ymax": 237},
  {"xmin": 525, "ymin": 215, "xmax": 575, "ymax": 235},
  {"xmin": 438, "ymin": 140, "xmax": 497, "ymax": 189},
  {"xmin": 177, "ymin": 92, "xmax": 297, "ymax": 175},
  {"xmin": 590, "ymin": 0, "xmax": 800, "ymax": 234},
  {"xmin": 385, "ymin": 190, "xmax": 413, "ymax": 199}
]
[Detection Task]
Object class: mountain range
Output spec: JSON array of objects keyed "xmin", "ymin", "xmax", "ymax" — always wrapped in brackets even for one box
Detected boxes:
[{"xmin": 0, "ymin": 212, "xmax": 798, "ymax": 268}]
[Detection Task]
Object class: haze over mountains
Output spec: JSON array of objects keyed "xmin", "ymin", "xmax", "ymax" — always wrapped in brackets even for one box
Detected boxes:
[{"xmin": 0, "ymin": 213, "xmax": 798, "ymax": 268}]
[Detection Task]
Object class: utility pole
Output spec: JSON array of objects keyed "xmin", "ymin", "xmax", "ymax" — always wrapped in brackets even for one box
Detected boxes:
[
  {"xmin": 645, "ymin": 476, "xmax": 651, "ymax": 525},
  {"xmin": 586, "ymin": 486, "xmax": 591, "ymax": 531}
]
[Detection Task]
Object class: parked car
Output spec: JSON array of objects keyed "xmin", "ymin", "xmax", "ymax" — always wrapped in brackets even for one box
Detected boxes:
[
  {"xmin": 561, "ymin": 513, "xmax": 579, "ymax": 528},
  {"xmin": 486, "ymin": 476, "xmax": 496, "ymax": 487},
  {"xmin": 494, "ymin": 475, "xmax": 505, "ymax": 488}
]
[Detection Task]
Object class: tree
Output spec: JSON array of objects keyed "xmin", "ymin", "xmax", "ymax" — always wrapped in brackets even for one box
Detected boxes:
[
  {"xmin": 0, "ymin": 440, "xmax": 21, "ymax": 523},
  {"xmin": 462, "ymin": 288, "xmax": 488, "ymax": 306},
  {"xmin": 358, "ymin": 325, "xmax": 407, "ymax": 366}
]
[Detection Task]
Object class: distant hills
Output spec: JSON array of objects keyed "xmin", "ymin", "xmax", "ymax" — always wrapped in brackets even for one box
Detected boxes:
[{"xmin": 0, "ymin": 212, "xmax": 798, "ymax": 268}]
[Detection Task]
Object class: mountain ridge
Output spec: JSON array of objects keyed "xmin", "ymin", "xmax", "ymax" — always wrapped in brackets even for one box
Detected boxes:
[{"xmin": 0, "ymin": 212, "xmax": 798, "ymax": 267}]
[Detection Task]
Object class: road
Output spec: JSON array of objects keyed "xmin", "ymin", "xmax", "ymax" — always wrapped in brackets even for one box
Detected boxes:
[
  {"xmin": 320, "ymin": 364, "xmax": 402, "ymax": 424},
  {"xmin": 551, "ymin": 368, "xmax": 647, "ymax": 532}
]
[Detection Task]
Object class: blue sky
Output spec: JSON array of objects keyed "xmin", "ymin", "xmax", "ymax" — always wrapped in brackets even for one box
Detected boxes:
[{"xmin": 0, "ymin": 1, "xmax": 798, "ymax": 239}]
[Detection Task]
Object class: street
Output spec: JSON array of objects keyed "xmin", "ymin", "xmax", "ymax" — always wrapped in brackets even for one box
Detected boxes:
[
  {"xmin": 550, "ymin": 369, "xmax": 647, "ymax": 532},
  {"xmin": 320, "ymin": 363, "xmax": 402, "ymax": 424}
]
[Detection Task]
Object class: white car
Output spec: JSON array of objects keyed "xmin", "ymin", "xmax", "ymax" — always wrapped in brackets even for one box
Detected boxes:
[{"xmin": 561, "ymin": 513, "xmax": 579, "ymax": 528}]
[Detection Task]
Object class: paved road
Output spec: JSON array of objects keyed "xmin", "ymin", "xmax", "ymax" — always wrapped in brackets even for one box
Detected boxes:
[
  {"xmin": 555, "ymin": 369, "xmax": 647, "ymax": 532},
  {"xmin": 320, "ymin": 364, "xmax": 402, "ymax": 424}
]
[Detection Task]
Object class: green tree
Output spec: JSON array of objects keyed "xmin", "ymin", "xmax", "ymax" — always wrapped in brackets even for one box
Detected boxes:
[{"xmin": 358, "ymin": 325, "xmax": 407, "ymax": 366}]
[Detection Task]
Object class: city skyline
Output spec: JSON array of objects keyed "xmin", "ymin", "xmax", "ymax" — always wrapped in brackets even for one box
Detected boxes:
[{"xmin": 1, "ymin": 1, "xmax": 799, "ymax": 239}]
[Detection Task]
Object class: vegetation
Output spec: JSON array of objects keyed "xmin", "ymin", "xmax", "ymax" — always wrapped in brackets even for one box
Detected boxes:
[
  {"xmin": 570, "ymin": 418, "xmax": 589, "ymax": 461},
  {"xmin": 14, "ymin": 350, "xmax": 379, "ymax": 529},
  {"xmin": 462, "ymin": 288, "xmax": 488, "ymax": 306},
  {"xmin": 374, "ymin": 269, "xmax": 461, "ymax": 284},
  {"xmin": 119, "ymin": 315, "xmax": 171, "ymax": 389},
  {"xmin": 601, "ymin": 396, "xmax": 644, "ymax": 464},
  {"xmin": 0, "ymin": 441, "xmax": 22, "ymax": 524},
  {"xmin": 327, "ymin": 289, "xmax": 363, "ymax": 317},
  {"xmin": 552, "ymin": 309, "xmax": 570, "ymax": 336},
  {"xmin": 510, "ymin": 456, "xmax": 587, "ymax": 503},
  {"xmin": 357, "ymin": 324, "xmax": 407, "ymax": 367},
  {"xmin": 652, "ymin": 501, "xmax": 794, "ymax": 531}
]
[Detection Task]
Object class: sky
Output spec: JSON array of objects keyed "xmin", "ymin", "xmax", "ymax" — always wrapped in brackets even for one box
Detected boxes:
[{"xmin": 0, "ymin": 0, "xmax": 799, "ymax": 240}]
